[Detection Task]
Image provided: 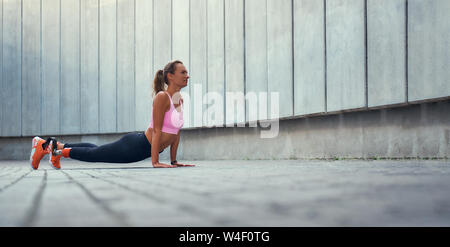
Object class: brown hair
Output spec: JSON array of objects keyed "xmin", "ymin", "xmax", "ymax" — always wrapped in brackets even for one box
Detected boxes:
[{"xmin": 153, "ymin": 60, "xmax": 183, "ymax": 95}]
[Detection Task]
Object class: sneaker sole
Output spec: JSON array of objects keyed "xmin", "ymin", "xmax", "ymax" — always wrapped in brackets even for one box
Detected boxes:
[{"xmin": 30, "ymin": 136, "xmax": 38, "ymax": 170}]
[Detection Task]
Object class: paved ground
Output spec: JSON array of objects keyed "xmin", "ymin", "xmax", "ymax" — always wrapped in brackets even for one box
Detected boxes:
[{"xmin": 0, "ymin": 159, "xmax": 449, "ymax": 227}]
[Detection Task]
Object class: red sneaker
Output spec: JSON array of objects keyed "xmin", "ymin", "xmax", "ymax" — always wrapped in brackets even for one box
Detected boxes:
[
  {"xmin": 30, "ymin": 137, "xmax": 50, "ymax": 170},
  {"xmin": 48, "ymin": 140, "xmax": 61, "ymax": 170}
]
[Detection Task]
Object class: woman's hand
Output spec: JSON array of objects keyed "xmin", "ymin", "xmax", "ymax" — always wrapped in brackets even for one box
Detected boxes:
[
  {"xmin": 173, "ymin": 162, "xmax": 195, "ymax": 167},
  {"xmin": 153, "ymin": 162, "xmax": 177, "ymax": 168}
]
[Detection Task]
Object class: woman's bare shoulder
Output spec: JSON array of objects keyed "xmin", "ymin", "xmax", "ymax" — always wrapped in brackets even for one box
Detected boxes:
[{"xmin": 153, "ymin": 91, "xmax": 170, "ymax": 103}]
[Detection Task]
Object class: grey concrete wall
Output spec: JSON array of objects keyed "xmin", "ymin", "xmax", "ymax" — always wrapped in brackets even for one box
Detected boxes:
[{"xmin": 1, "ymin": 0, "xmax": 449, "ymax": 148}]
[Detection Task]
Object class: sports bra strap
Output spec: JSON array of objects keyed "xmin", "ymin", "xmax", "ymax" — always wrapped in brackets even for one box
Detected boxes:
[
  {"xmin": 164, "ymin": 91, "xmax": 173, "ymax": 105},
  {"xmin": 164, "ymin": 91, "xmax": 182, "ymax": 109}
]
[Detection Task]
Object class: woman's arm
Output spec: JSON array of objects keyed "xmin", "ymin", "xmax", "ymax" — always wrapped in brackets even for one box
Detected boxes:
[
  {"xmin": 170, "ymin": 133, "xmax": 195, "ymax": 167},
  {"xmin": 151, "ymin": 92, "xmax": 176, "ymax": 168},
  {"xmin": 170, "ymin": 132, "xmax": 180, "ymax": 163}
]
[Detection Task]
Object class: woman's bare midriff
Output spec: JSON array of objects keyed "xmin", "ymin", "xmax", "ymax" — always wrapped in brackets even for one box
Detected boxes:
[{"xmin": 145, "ymin": 128, "xmax": 177, "ymax": 153}]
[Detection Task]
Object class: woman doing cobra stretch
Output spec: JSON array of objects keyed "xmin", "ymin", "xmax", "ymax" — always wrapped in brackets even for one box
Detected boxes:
[{"xmin": 30, "ymin": 60, "xmax": 194, "ymax": 169}]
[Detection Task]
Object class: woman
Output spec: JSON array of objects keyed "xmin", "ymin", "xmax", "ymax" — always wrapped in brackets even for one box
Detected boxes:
[{"xmin": 30, "ymin": 60, "xmax": 194, "ymax": 169}]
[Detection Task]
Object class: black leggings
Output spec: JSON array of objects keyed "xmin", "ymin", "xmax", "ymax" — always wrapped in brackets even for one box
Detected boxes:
[{"xmin": 65, "ymin": 132, "xmax": 154, "ymax": 163}]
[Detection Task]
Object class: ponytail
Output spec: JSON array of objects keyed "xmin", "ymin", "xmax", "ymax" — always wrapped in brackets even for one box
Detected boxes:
[{"xmin": 153, "ymin": 69, "xmax": 166, "ymax": 96}]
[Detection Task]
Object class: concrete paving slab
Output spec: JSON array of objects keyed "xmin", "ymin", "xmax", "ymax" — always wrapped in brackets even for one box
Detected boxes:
[{"xmin": 0, "ymin": 159, "xmax": 449, "ymax": 226}]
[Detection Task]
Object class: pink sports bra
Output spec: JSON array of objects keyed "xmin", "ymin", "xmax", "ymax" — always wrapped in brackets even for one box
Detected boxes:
[{"xmin": 149, "ymin": 91, "xmax": 184, "ymax": 134}]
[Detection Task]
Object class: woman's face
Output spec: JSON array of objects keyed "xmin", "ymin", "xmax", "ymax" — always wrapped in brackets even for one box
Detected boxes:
[{"xmin": 168, "ymin": 63, "xmax": 189, "ymax": 88}]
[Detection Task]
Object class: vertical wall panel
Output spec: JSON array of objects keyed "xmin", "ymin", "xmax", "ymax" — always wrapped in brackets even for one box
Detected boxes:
[
  {"xmin": 190, "ymin": 0, "xmax": 207, "ymax": 127},
  {"xmin": 245, "ymin": 0, "xmax": 267, "ymax": 122},
  {"xmin": 0, "ymin": 0, "xmax": 2, "ymax": 134},
  {"xmin": 99, "ymin": 0, "xmax": 117, "ymax": 133},
  {"xmin": 22, "ymin": 0, "xmax": 41, "ymax": 136},
  {"xmin": 408, "ymin": 0, "xmax": 450, "ymax": 102},
  {"xmin": 267, "ymin": 0, "xmax": 293, "ymax": 119},
  {"xmin": 117, "ymin": 0, "xmax": 135, "ymax": 132},
  {"xmin": 367, "ymin": 0, "xmax": 406, "ymax": 107},
  {"xmin": 135, "ymin": 0, "xmax": 153, "ymax": 131},
  {"xmin": 206, "ymin": 0, "xmax": 225, "ymax": 127},
  {"xmin": 326, "ymin": 0, "xmax": 365, "ymax": 112},
  {"xmin": 153, "ymin": 0, "xmax": 171, "ymax": 70},
  {"xmin": 2, "ymin": 0, "xmax": 21, "ymax": 136},
  {"xmin": 61, "ymin": 0, "xmax": 81, "ymax": 134},
  {"xmin": 172, "ymin": 0, "xmax": 190, "ymax": 128},
  {"xmin": 42, "ymin": 0, "xmax": 60, "ymax": 135},
  {"xmin": 225, "ymin": 0, "xmax": 245, "ymax": 125},
  {"xmin": 81, "ymin": 0, "xmax": 99, "ymax": 133},
  {"xmin": 293, "ymin": 0, "xmax": 325, "ymax": 115}
]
